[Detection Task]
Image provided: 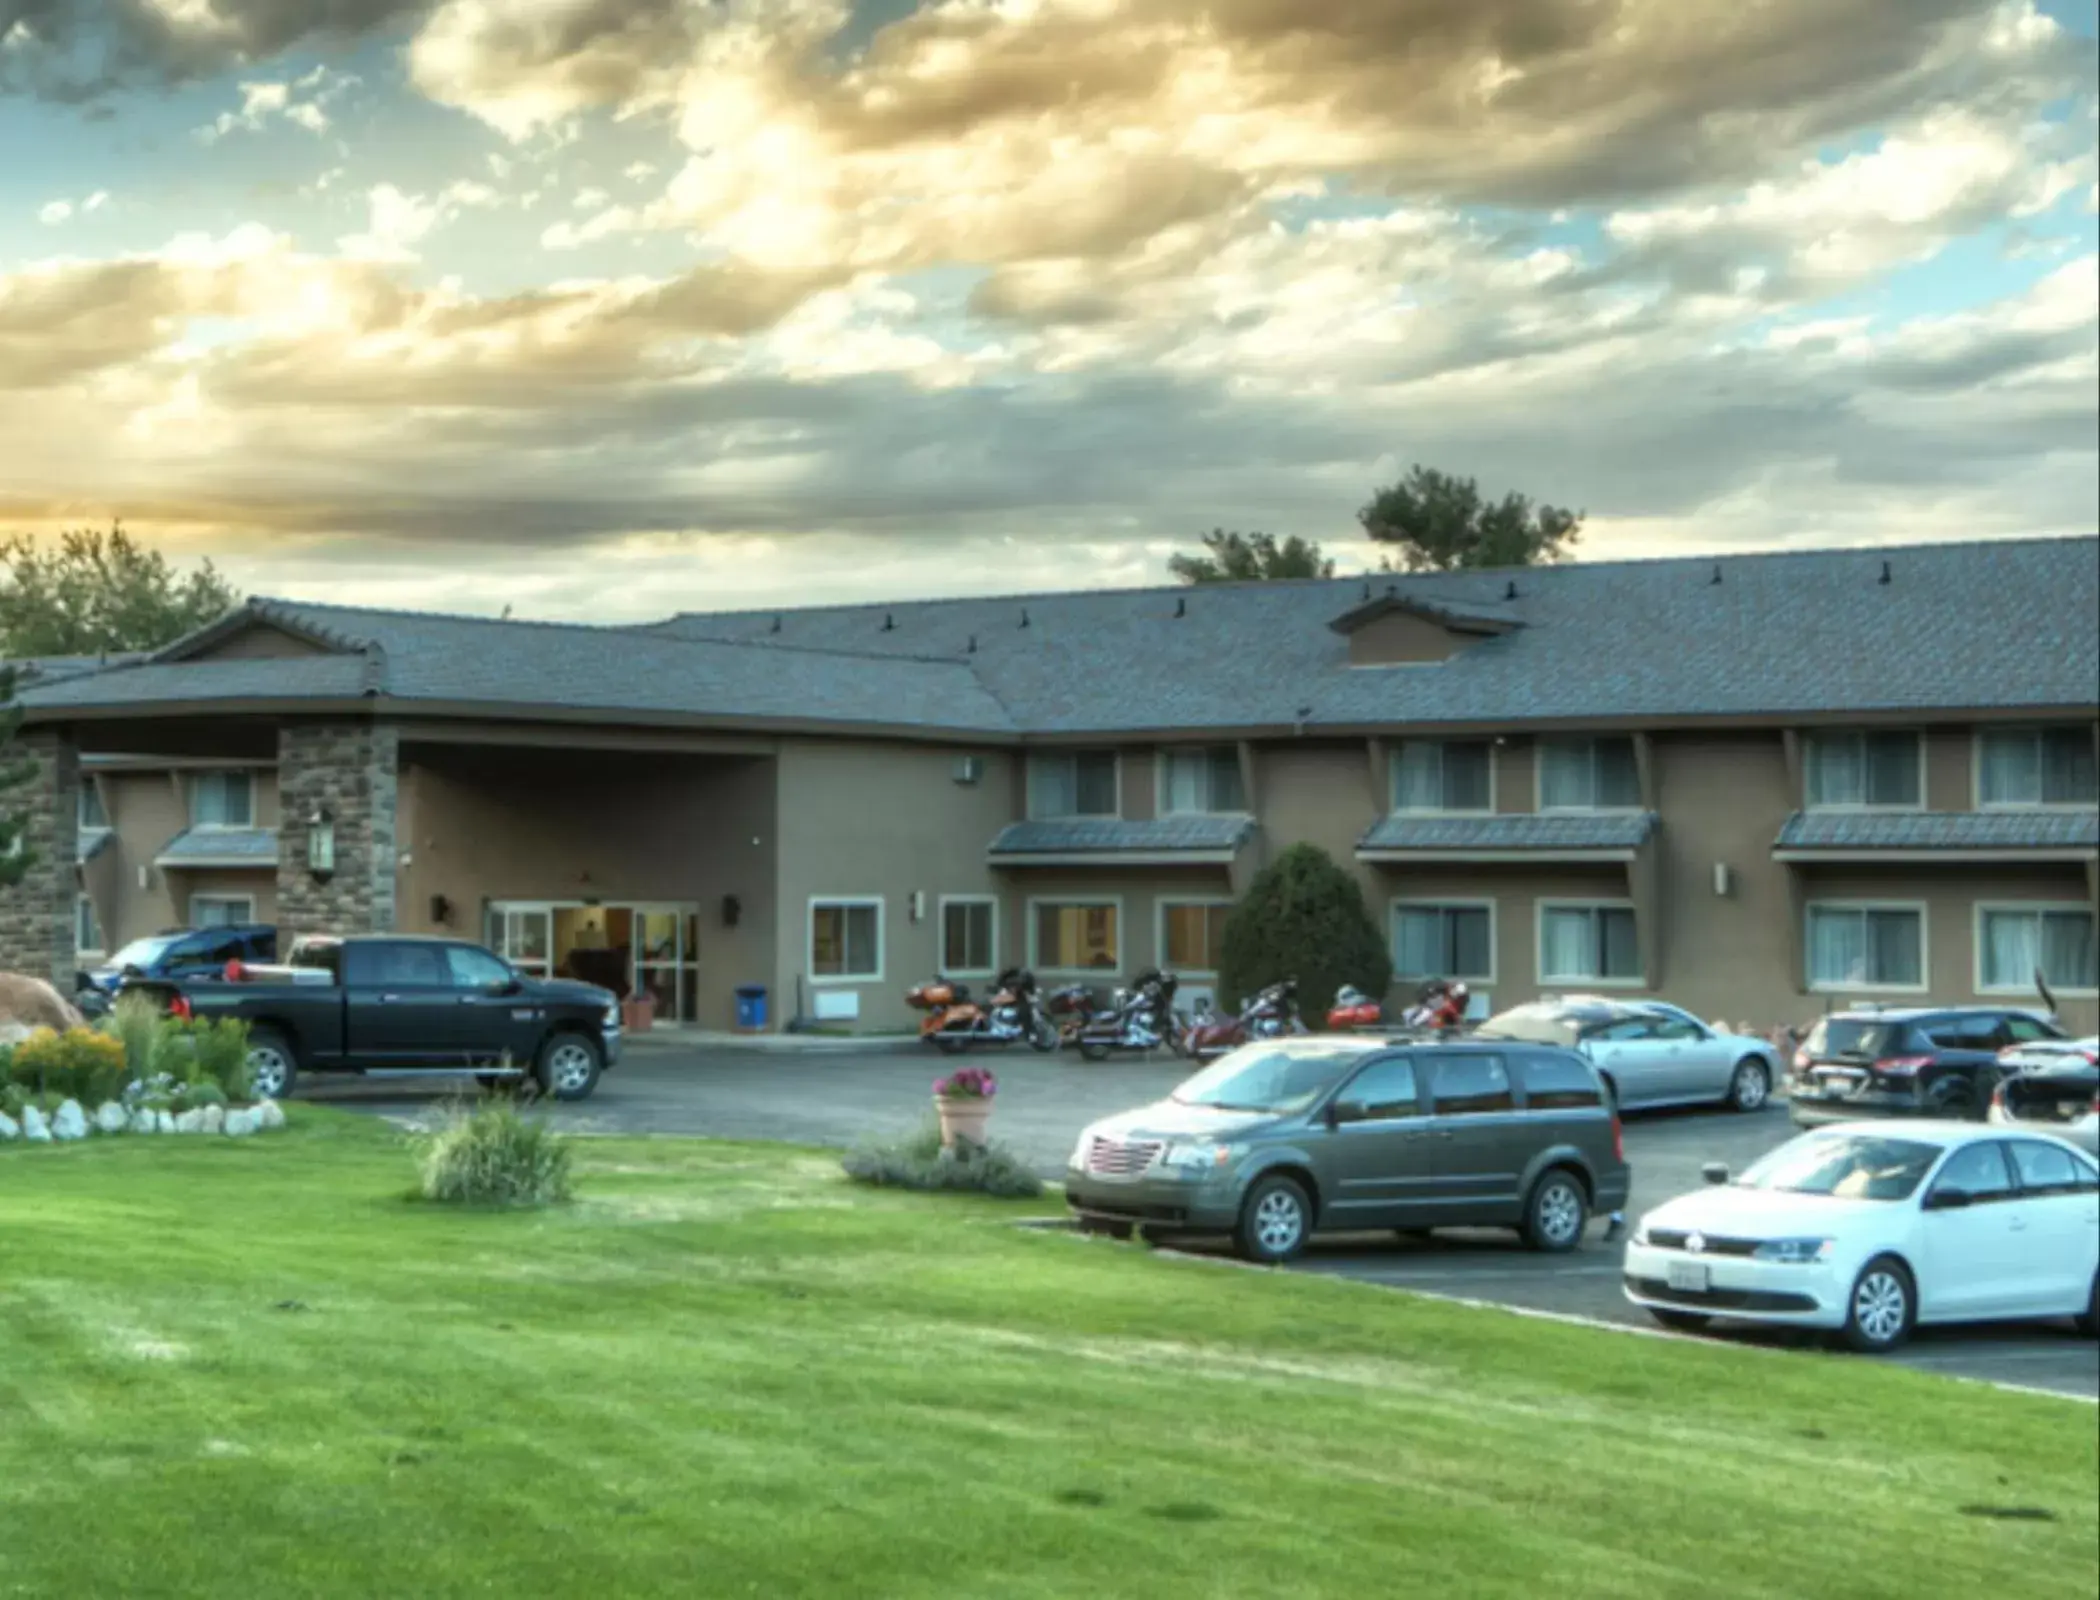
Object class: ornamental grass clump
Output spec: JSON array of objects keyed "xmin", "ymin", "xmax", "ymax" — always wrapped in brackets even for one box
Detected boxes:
[
  {"xmin": 841, "ymin": 1120, "xmax": 1042, "ymax": 1200},
  {"xmin": 416, "ymin": 1097, "xmax": 573, "ymax": 1207}
]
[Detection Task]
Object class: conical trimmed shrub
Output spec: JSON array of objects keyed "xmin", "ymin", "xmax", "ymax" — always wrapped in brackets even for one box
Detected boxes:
[{"xmin": 1217, "ymin": 843, "xmax": 1392, "ymax": 1019}]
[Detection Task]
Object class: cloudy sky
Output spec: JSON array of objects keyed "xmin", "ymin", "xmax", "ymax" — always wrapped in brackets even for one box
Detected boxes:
[{"xmin": 2, "ymin": 0, "xmax": 2095, "ymax": 619}]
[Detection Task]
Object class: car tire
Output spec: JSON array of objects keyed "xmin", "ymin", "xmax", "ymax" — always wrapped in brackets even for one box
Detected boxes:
[
  {"xmin": 1234, "ymin": 1174, "xmax": 1312, "ymax": 1264},
  {"xmin": 1841, "ymin": 1256, "xmax": 1916, "ymax": 1354},
  {"xmin": 1726, "ymin": 1058, "xmax": 1772, "ymax": 1113},
  {"xmin": 2076, "ymin": 1272, "xmax": 2098, "ymax": 1338},
  {"xmin": 1645, "ymin": 1308, "xmax": 1712, "ymax": 1335},
  {"xmin": 1521, "ymin": 1168, "xmax": 1589, "ymax": 1253},
  {"xmin": 534, "ymin": 1032, "xmax": 602, "ymax": 1102},
  {"xmin": 245, "ymin": 1027, "xmax": 299, "ymax": 1101}
]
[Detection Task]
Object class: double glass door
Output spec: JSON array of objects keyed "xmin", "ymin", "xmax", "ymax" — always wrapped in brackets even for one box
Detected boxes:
[{"xmin": 485, "ymin": 901, "xmax": 699, "ymax": 1023}]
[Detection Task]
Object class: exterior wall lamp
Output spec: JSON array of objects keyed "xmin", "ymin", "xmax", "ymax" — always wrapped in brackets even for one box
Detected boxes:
[{"xmin": 307, "ymin": 806, "xmax": 336, "ymax": 884}]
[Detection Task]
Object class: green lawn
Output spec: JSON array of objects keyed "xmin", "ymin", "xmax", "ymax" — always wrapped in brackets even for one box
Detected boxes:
[{"xmin": 2, "ymin": 1113, "xmax": 2095, "ymax": 1600}]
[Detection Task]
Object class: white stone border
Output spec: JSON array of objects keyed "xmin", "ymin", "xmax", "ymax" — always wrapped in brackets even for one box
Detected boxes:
[{"xmin": 0, "ymin": 1097, "xmax": 288, "ymax": 1144}]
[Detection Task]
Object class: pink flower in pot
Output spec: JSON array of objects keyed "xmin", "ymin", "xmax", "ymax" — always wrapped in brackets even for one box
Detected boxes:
[{"xmin": 933, "ymin": 1066, "xmax": 996, "ymax": 1149}]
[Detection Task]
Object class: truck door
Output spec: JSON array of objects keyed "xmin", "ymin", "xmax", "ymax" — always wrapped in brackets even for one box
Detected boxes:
[
  {"xmin": 441, "ymin": 943, "xmax": 545, "ymax": 1067},
  {"xmin": 342, "ymin": 941, "xmax": 464, "ymax": 1066}
]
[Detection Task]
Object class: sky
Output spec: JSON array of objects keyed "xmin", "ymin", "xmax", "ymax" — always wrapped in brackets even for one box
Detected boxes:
[{"xmin": 1, "ymin": 0, "xmax": 2095, "ymax": 621}]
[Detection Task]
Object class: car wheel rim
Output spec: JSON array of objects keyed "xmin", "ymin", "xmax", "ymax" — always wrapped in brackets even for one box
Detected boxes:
[
  {"xmin": 1855, "ymin": 1271, "xmax": 1907, "ymax": 1342},
  {"xmin": 1734, "ymin": 1065, "xmax": 1768, "ymax": 1109},
  {"xmin": 1254, "ymin": 1192, "xmax": 1303, "ymax": 1253},
  {"xmin": 549, "ymin": 1043, "xmax": 594, "ymax": 1093},
  {"xmin": 1539, "ymin": 1183, "xmax": 1582, "ymax": 1244},
  {"xmin": 248, "ymin": 1048, "xmax": 289, "ymax": 1098}
]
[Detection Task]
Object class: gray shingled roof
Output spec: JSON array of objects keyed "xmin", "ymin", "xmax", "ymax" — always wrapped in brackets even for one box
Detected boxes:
[
  {"xmin": 1359, "ymin": 813, "xmax": 1659, "ymax": 853},
  {"xmin": 1774, "ymin": 810, "xmax": 2100, "ymax": 852},
  {"xmin": 78, "ymin": 828, "xmax": 115, "ymax": 866},
  {"xmin": 988, "ymin": 816, "xmax": 1254, "ymax": 858},
  {"xmin": 154, "ymin": 827, "xmax": 280, "ymax": 868}
]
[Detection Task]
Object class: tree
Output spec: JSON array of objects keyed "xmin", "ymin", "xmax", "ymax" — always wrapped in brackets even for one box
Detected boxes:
[
  {"xmin": 1216, "ymin": 843, "xmax": 1392, "ymax": 1019},
  {"xmin": 0, "ymin": 524, "xmax": 239, "ymax": 659},
  {"xmin": 0, "ymin": 667, "xmax": 35, "ymax": 889},
  {"xmin": 1358, "ymin": 466, "xmax": 1583, "ymax": 572},
  {"xmin": 1169, "ymin": 529, "xmax": 1335, "ymax": 585}
]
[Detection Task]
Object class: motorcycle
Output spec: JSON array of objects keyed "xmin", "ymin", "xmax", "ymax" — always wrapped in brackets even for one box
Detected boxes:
[
  {"xmin": 1044, "ymin": 981, "xmax": 1103, "ymax": 1045},
  {"xmin": 907, "ymin": 967, "xmax": 1058, "ymax": 1054},
  {"xmin": 1182, "ymin": 978, "xmax": 1305, "ymax": 1061},
  {"xmin": 1392, "ymin": 977, "xmax": 1471, "ymax": 1038},
  {"xmin": 1074, "ymin": 968, "xmax": 1179, "ymax": 1060},
  {"xmin": 1327, "ymin": 984, "xmax": 1384, "ymax": 1031}
]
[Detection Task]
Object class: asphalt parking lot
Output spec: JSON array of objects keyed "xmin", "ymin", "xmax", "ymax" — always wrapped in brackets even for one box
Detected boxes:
[{"xmin": 309, "ymin": 1036, "xmax": 2100, "ymax": 1400}]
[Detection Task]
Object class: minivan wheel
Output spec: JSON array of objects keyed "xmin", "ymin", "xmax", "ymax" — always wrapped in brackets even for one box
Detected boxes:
[
  {"xmin": 245, "ymin": 1027, "xmax": 298, "ymax": 1101},
  {"xmin": 1841, "ymin": 1256, "xmax": 1916, "ymax": 1354},
  {"xmin": 1521, "ymin": 1170, "xmax": 1589, "ymax": 1253},
  {"xmin": 1235, "ymin": 1174, "xmax": 1312, "ymax": 1264},
  {"xmin": 1727, "ymin": 1059, "xmax": 1771, "ymax": 1112}
]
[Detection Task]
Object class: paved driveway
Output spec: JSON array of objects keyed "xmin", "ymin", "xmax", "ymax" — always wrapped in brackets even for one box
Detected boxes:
[{"xmin": 310, "ymin": 1037, "xmax": 2099, "ymax": 1400}]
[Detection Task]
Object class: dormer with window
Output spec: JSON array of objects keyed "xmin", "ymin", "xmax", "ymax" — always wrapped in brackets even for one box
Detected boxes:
[
  {"xmin": 1802, "ymin": 730, "xmax": 1922, "ymax": 811},
  {"xmin": 1537, "ymin": 737, "xmax": 1641, "ymax": 812},
  {"xmin": 1390, "ymin": 739, "xmax": 1493, "ymax": 814},
  {"xmin": 1026, "ymin": 750, "xmax": 1118, "ymax": 820},
  {"xmin": 1977, "ymin": 726, "xmax": 2098, "ymax": 810},
  {"xmin": 191, "ymin": 769, "xmax": 256, "ymax": 829},
  {"xmin": 1158, "ymin": 747, "xmax": 1245, "ymax": 815}
]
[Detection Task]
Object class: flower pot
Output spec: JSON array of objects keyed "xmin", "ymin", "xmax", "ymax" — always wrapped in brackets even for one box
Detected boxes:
[
  {"xmin": 934, "ymin": 1094, "xmax": 992, "ymax": 1151},
  {"xmin": 621, "ymin": 993, "xmax": 656, "ymax": 1033}
]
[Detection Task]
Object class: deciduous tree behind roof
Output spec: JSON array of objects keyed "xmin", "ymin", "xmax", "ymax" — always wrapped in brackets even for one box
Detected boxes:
[
  {"xmin": 0, "ymin": 666, "xmax": 34, "ymax": 889},
  {"xmin": 1169, "ymin": 529, "xmax": 1336, "ymax": 584},
  {"xmin": 1359, "ymin": 466, "xmax": 1584, "ymax": 572},
  {"xmin": 0, "ymin": 524, "xmax": 239, "ymax": 659}
]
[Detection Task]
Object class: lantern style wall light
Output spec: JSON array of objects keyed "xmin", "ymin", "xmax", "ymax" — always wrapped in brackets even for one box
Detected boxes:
[{"xmin": 307, "ymin": 806, "xmax": 336, "ymax": 883}]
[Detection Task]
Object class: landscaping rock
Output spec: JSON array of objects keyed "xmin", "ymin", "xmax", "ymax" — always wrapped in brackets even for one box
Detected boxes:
[
  {"xmin": 52, "ymin": 1100, "xmax": 89, "ymax": 1140},
  {"xmin": 173, "ymin": 1109, "xmax": 205, "ymax": 1134},
  {"xmin": 129, "ymin": 1106, "xmax": 159, "ymax": 1134},
  {"xmin": 256, "ymin": 1099, "xmax": 286, "ymax": 1131},
  {"xmin": 200, "ymin": 1104, "xmax": 225, "ymax": 1135},
  {"xmin": 0, "ymin": 1110, "xmax": 18, "ymax": 1141},
  {"xmin": 23, "ymin": 1105, "xmax": 52, "ymax": 1142},
  {"xmin": 95, "ymin": 1101, "xmax": 129, "ymax": 1134},
  {"xmin": 223, "ymin": 1108, "xmax": 258, "ymax": 1137},
  {"xmin": 155, "ymin": 1110, "xmax": 176, "ymax": 1134}
]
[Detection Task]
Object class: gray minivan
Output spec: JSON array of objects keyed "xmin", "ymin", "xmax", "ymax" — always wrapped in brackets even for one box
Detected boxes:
[{"xmin": 1064, "ymin": 1036, "xmax": 1630, "ymax": 1263}]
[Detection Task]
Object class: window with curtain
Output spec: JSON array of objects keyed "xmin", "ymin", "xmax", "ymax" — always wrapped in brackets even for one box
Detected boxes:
[
  {"xmin": 1034, "ymin": 902, "xmax": 1119, "ymax": 970},
  {"xmin": 1393, "ymin": 903, "xmax": 1494, "ymax": 980},
  {"xmin": 810, "ymin": 901, "xmax": 882, "ymax": 979},
  {"xmin": 1803, "ymin": 732, "xmax": 1921, "ymax": 808},
  {"xmin": 1539, "ymin": 904, "xmax": 1640, "ymax": 982},
  {"xmin": 1391, "ymin": 741, "xmax": 1492, "ymax": 813},
  {"xmin": 941, "ymin": 899, "xmax": 996, "ymax": 974},
  {"xmin": 1161, "ymin": 902, "xmax": 1232, "ymax": 971},
  {"xmin": 190, "ymin": 895, "xmax": 255, "ymax": 929},
  {"xmin": 1979, "ymin": 908, "xmax": 2097, "ymax": 992},
  {"xmin": 1027, "ymin": 751, "xmax": 1118, "ymax": 818},
  {"xmin": 1160, "ymin": 748, "xmax": 1246, "ymax": 813},
  {"xmin": 1537, "ymin": 738, "xmax": 1641, "ymax": 810},
  {"xmin": 191, "ymin": 770, "xmax": 255, "ymax": 828},
  {"xmin": 1806, "ymin": 905, "xmax": 1923, "ymax": 989},
  {"xmin": 1978, "ymin": 728, "xmax": 2099, "ymax": 807}
]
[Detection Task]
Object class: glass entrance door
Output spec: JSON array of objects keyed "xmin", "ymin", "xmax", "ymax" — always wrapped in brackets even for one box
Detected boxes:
[
  {"xmin": 488, "ymin": 904, "xmax": 554, "ymax": 978},
  {"xmin": 633, "ymin": 907, "xmax": 698, "ymax": 1024}
]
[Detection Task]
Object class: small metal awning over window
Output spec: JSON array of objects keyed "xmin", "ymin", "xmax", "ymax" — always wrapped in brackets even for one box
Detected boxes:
[
  {"xmin": 154, "ymin": 827, "xmax": 280, "ymax": 870},
  {"xmin": 987, "ymin": 816, "xmax": 1253, "ymax": 867},
  {"xmin": 1357, "ymin": 812, "xmax": 1656, "ymax": 863}
]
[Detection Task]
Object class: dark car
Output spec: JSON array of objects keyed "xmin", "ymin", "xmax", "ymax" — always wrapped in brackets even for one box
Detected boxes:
[
  {"xmin": 126, "ymin": 933, "xmax": 621, "ymax": 1101},
  {"xmin": 76, "ymin": 924, "xmax": 278, "ymax": 1015},
  {"xmin": 1064, "ymin": 1036, "xmax": 1631, "ymax": 1263},
  {"xmin": 1787, "ymin": 1005, "xmax": 2066, "ymax": 1128}
]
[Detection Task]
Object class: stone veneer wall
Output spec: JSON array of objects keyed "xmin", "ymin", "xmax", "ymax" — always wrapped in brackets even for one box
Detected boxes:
[
  {"xmin": 275, "ymin": 722, "xmax": 399, "ymax": 939},
  {"xmin": 0, "ymin": 730, "xmax": 80, "ymax": 987}
]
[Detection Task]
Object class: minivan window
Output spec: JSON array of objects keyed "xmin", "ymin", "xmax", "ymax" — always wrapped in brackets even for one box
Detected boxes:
[
  {"xmin": 1517, "ymin": 1052, "xmax": 1603, "ymax": 1110},
  {"xmin": 1431, "ymin": 1054, "xmax": 1513, "ymax": 1115},
  {"xmin": 1172, "ymin": 1043, "xmax": 1366, "ymax": 1114},
  {"xmin": 1332, "ymin": 1057, "xmax": 1419, "ymax": 1122}
]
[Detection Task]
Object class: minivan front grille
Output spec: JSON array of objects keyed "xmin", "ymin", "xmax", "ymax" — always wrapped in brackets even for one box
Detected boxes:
[{"xmin": 1085, "ymin": 1137, "xmax": 1162, "ymax": 1177}]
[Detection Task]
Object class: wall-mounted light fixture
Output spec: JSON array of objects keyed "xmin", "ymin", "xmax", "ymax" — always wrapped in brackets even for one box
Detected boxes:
[
  {"xmin": 306, "ymin": 806, "xmax": 336, "ymax": 883},
  {"xmin": 430, "ymin": 893, "xmax": 452, "ymax": 925}
]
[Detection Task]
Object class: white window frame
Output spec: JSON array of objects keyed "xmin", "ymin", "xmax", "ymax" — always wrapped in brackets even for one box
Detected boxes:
[
  {"xmin": 1025, "ymin": 750, "xmax": 1122, "ymax": 821},
  {"xmin": 1534, "ymin": 738, "xmax": 1644, "ymax": 814},
  {"xmin": 1535, "ymin": 898, "xmax": 1643, "ymax": 988},
  {"xmin": 1801, "ymin": 730, "xmax": 1926, "ymax": 813},
  {"xmin": 807, "ymin": 896, "xmax": 885, "ymax": 986},
  {"xmin": 1389, "ymin": 741, "xmax": 1496, "ymax": 816},
  {"xmin": 1390, "ymin": 898, "xmax": 1498, "ymax": 984},
  {"xmin": 76, "ymin": 893, "xmax": 103, "ymax": 957},
  {"xmin": 1972, "ymin": 727, "xmax": 2100, "ymax": 811},
  {"xmin": 1803, "ymin": 899, "xmax": 1929, "ymax": 996},
  {"xmin": 1156, "ymin": 897, "xmax": 1235, "ymax": 976},
  {"xmin": 190, "ymin": 768, "xmax": 257, "ymax": 830},
  {"xmin": 1973, "ymin": 901, "xmax": 2098, "ymax": 998},
  {"xmin": 1027, "ymin": 895, "xmax": 1124, "ymax": 977},
  {"xmin": 936, "ymin": 894, "xmax": 999, "ymax": 979},
  {"xmin": 1155, "ymin": 747, "xmax": 1250, "ymax": 818},
  {"xmin": 189, "ymin": 893, "xmax": 257, "ymax": 929}
]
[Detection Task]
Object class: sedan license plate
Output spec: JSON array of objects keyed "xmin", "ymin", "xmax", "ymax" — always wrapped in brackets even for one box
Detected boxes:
[{"xmin": 1666, "ymin": 1261, "xmax": 1711, "ymax": 1294}]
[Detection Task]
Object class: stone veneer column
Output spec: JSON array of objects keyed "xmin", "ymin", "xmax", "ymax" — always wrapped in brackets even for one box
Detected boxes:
[
  {"xmin": 275, "ymin": 722, "xmax": 399, "ymax": 939},
  {"xmin": 0, "ymin": 729, "xmax": 80, "ymax": 987}
]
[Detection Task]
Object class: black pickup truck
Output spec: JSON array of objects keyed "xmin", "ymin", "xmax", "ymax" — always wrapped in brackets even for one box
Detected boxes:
[{"xmin": 126, "ymin": 934, "xmax": 622, "ymax": 1101}]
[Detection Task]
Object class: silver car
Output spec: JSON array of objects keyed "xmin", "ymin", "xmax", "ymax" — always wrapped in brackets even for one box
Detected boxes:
[
  {"xmin": 1479, "ymin": 997, "xmax": 1781, "ymax": 1113},
  {"xmin": 1988, "ymin": 1036, "xmax": 2099, "ymax": 1156}
]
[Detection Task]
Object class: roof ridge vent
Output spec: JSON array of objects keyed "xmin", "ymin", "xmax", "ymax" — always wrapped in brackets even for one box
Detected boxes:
[
  {"xmin": 1019, "ymin": 607, "xmax": 1030, "ymax": 628},
  {"xmin": 1879, "ymin": 559, "xmax": 1892, "ymax": 585},
  {"xmin": 1710, "ymin": 563, "xmax": 1722, "ymax": 585},
  {"xmin": 1173, "ymin": 596, "xmax": 1185, "ymax": 618},
  {"xmin": 1504, "ymin": 579, "xmax": 1518, "ymax": 600},
  {"xmin": 882, "ymin": 612, "xmax": 895, "ymax": 632}
]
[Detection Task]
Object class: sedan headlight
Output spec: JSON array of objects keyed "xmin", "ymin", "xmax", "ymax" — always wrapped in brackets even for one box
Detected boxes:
[
  {"xmin": 1159, "ymin": 1141, "xmax": 1237, "ymax": 1174},
  {"xmin": 1752, "ymin": 1237, "xmax": 1835, "ymax": 1264}
]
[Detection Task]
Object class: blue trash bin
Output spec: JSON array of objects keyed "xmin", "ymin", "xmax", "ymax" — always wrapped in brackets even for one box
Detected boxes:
[{"xmin": 734, "ymin": 984, "xmax": 768, "ymax": 1032}]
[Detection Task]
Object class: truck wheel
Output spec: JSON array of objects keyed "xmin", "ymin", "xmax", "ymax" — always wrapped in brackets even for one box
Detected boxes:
[
  {"xmin": 535, "ymin": 1033, "xmax": 602, "ymax": 1101},
  {"xmin": 246, "ymin": 1027, "xmax": 299, "ymax": 1101}
]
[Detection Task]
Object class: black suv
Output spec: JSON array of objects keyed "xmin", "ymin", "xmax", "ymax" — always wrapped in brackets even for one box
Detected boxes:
[
  {"xmin": 1788, "ymin": 1005, "xmax": 2066, "ymax": 1128},
  {"xmin": 76, "ymin": 924, "xmax": 278, "ymax": 1015}
]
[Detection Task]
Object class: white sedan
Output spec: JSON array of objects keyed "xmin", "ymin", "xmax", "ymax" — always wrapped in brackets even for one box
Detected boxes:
[{"xmin": 1624, "ymin": 1122, "xmax": 2100, "ymax": 1352}]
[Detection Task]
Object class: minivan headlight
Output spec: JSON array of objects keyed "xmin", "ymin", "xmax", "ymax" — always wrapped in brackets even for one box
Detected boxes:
[
  {"xmin": 1159, "ymin": 1141, "xmax": 1235, "ymax": 1174},
  {"xmin": 1752, "ymin": 1237, "xmax": 1834, "ymax": 1264}
]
